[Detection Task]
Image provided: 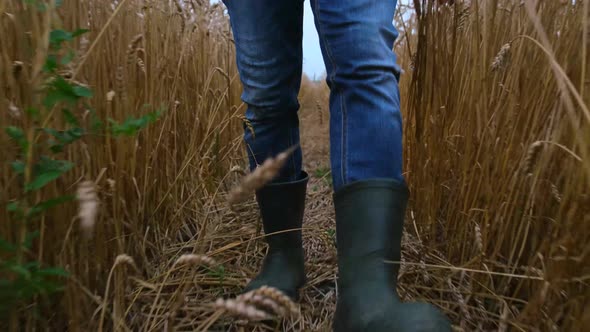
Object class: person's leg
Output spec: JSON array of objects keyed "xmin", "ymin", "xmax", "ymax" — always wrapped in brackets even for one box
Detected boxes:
[
  {"xmin": 223, "ymin": 0, "xmax": 304, "ymax": 182},
  {"xmin": 309, "ymin": 0, "xmax": 451, "ymax": 330},
  {"xmin": 223, "ymin": 0, "xmax": 308, "ymax": 299},
  {"xmin": 310, "ymin": 0, "xmax": 405, "ymax": 190}
]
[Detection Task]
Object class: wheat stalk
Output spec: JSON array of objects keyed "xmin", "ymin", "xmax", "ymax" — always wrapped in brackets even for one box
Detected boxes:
[
  {"xmin": 166, "ymin": 254, "xmax": 217, "ymax": 330},
  {"xmin": 115, "ymin": 65, "xmax": 126, "ymax": 103},
  {"xmin": 98, "ymin": 254, "xmax": 137, "ymax": 332}
]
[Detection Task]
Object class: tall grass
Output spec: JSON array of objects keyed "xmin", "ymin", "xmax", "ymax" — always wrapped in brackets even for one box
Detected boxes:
[
  {"xmin": 1, "ymin": 0, "xmax": 242, "ymax": 330},
  {"xmin": 396, "ymin": 0, "xmax": 590, "ymax": 330}
]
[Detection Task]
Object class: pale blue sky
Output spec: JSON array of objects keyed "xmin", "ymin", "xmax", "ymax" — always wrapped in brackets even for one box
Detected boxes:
[
  {"xmin": 302, "ymin": 4, "xmax": 325, "ymax": 79},
  {"xmin": 302, "ymin": 2, "xmax": 412, "ymax": 78}
]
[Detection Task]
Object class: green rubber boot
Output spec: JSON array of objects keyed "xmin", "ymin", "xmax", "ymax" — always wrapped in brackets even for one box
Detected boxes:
[
  {"xmin": 332, "ymin": 179, "xmax": 451, "ymax": 332},
  {"xmin": 243, "ymin": 171, "xmax": 309, "ymax": 300}
]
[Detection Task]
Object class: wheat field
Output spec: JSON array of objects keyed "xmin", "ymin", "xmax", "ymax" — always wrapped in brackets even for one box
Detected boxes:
[{"xmin": 1, "ymin": 0, "xmax": 589, "ymax": 331}]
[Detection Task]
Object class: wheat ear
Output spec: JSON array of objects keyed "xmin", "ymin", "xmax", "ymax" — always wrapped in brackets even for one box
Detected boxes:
[
  {"xmin": 228, "ymin": 145, "xmax": 298, "ymax": 206},
  {"xmin": 214, "ymin": 298, "xmax": 271, "ymax": 321},
  {"xmin": 77, "ymin": 180, "xmax": 99, "ymax": 239}
]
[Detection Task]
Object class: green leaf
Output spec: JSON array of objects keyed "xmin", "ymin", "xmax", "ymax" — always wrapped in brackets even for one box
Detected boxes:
[
  {"xmin": 28, "ymin": 195, "xmax": 75, "ymax": 217},
  {"xmin": 61, "ymin": 109, "xmax": 79, "ymax": 126},
  {"xmin": 25, "ymin": 171, "xmax": 67, "ymax": 192},
  {"xmin": 6, "ymin": 201, "xmax": 24, "ymax": 220},
  {"xmin": 44, "ymin": 127, "xmax": 84, "ymax": 153},
  {"xmin": 110, "ymin": 110, "xmax": 163, "ymax": 137},
  {"xmin": 7, "ymin": 202, "xmax": 20, "ymax": 212},
  {"xmin": 89, "ymin": 109, "xmax": 104, "ymax": 133},
  {"xmin": 5, "ymin": 126, "xmax": 24, "ymax": 141},
  {"xmin": 43, "ymin": 77, "xmax": 76, "ymax": 107},
  {"xmin": 37, "ymin": 267, "xmax": 69, "ymax": 277},
  {"xmin": 24, "ymin": 0, "xmax": 47, "ymax": 11},
  {"xmin": 25, "ymin": 107, "xmax": 40, "ymax": 120},
  {"xmin": 23, "ymin": 231, "xmax": 39, "ymax": 249},
  {"xmin": 0, "ymin": 239, "xmax": 16, "ymax": 252},
  {"xmin": 44, "ymin": 54, "xmax": 58, "ymax": 73},
  {"xmin": 49, "ymin": 29, "xmax": 73, "ymax": 49},
  {"xmin": 72, "ymin": 28, "xmax": 90, "ymax": 38},
  {"xmin": 23, "ymin": 261, "xmax": 40, "ymax": 269},
  {"xmin": 69, "ymin": 127, "xmax": 84, "ymax": 138},
  {"xmin": 72, "ymin": 85, "xmax": 92, "ymax": 98},
  {"xmin": 5, "ymin": 126, "xmax": 28, "ymax": 151},
  {"xmin": 43, "ymin": 77, "xmax": 93, "ymax": 108},
  {"xmin": 7, "ymin": 265, "xmax": 31, "ymax": 279},
  {"xmin": 11, "ymin": 160, "xmax": 25, "ymax": 174},
  {"xmin": 26, "ymin": 157, "xmax": 74, "ymax": 192},
  {"xmin": 60, "ymin": 50, "xmax": 75, "ymax": 66},
  {"xmin": 48, "ymin": 140, "xmax": 63, "ymax": 153}
]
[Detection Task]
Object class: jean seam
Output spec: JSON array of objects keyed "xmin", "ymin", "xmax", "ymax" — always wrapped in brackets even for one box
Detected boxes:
[
  {"xmin": 340, "ymin": 89, "xmax": 347, "ymax": 187},
  {"xmin": 288, "ymin": 120, "xmax": 296, "ymax": 181},
  {"xmin": 312, "ymin": 0, "xmax": 346, "ymax": 187}
]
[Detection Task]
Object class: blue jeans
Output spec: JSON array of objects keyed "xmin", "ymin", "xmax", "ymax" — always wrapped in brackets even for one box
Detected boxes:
[{"xmin": 222, "ymin": 0, "xmax": 405, "ymax": 191}]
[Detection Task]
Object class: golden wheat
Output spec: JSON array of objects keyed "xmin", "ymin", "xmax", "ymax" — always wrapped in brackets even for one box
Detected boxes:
[
  {"xmin": 1, "ymin": 0, "xmax": 588, "ymax": 331},
  {"xmin": 76, "ymin": 180, "xmax": 99, "ymax": 239},
  {"xmin": 214, "ymin": 298, "xmax": 271, "ymax": 321},
  {"xmin": 227, "ymin": 145, "xmax": 298, "ymax": 206}
]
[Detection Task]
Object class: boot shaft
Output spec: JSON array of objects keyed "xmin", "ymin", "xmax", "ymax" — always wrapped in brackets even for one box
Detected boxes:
[
  {"xmin": 333, "ymin": 179, "xmax": 409, "ymax": 288},
  {"xmin": 255, "ymin": 171, "xmax": 309, "ymax": 250}
]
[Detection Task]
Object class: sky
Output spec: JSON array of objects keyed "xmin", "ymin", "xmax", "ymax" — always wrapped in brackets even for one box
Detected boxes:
[
  {"xmin": 302, "ymin": 1, "xmax": 412, "ymax": 78},
  {"xmin": 302, "ymin": 5, "xmax": 325, "ymax": 79}
]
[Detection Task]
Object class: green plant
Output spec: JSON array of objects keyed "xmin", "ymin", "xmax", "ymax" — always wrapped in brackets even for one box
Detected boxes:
[
  {"xmin": 207, "ymin": 265, "xmax": 227, "ymax": 283},
  {"xmin": 314, "ymin": 167, "xmax": 332, "ymax": 186},
  {"xmin": 1, "ymin": 26, "xmax": 91, "ymax": 319},
  {"xmin": 1, "ymin": 22, "xmax": 162, "ymax": 321}
]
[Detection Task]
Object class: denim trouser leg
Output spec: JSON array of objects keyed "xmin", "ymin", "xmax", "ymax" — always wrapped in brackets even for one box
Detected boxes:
[
  {"xmin": 224, "ymin": 0, "xmax": 405, "ymax": 190},
  {"xmin": 310, "ymin": 0, "xmax": 405, "ymax": 190},
  {"xmin": 222, "ymin": 0, "xmax": 304, "ymax": 183}
]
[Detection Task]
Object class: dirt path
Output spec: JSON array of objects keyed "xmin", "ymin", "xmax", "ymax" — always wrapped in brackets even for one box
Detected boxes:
[
  {"xmin": 129, "ymin": 87, "xmax": 454, "ymax": 331},
  {"xmin": 127, "ymin": 92, "xmax": 343, "ymax": 331}
]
